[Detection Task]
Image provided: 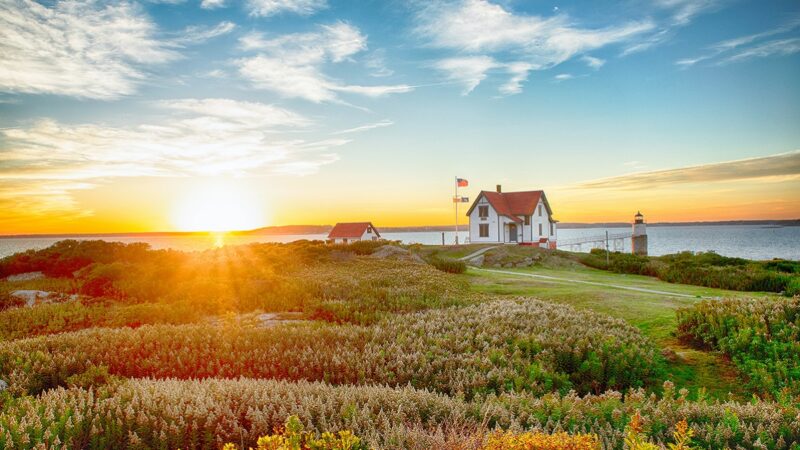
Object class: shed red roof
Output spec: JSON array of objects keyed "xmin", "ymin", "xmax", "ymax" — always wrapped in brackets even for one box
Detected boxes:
[
  {"xmin": 328, "ymin": 222, "xmax": 380, "ymax": 239},
  {"xmin": 466, "ymin": 190, "xmax": 554, "ymax": 223}
]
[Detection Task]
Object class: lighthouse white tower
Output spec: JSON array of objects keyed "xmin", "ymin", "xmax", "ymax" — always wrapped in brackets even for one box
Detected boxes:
[{"xmin": 632, "ymin": 211, "xmax": 648, "ymax": 256}]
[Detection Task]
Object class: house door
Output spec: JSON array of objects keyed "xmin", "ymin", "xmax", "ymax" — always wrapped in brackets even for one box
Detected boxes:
[{"xmin": 509, "ymin": 224, "xmax": 518, "ymax": 242}]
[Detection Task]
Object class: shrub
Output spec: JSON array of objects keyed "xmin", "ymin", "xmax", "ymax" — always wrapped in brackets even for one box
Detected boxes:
[
  {"xmin": 676, "ymin": 297, "xmax": 800, "ymax": 398},
  {"xmin": 482, "ymin": 431, "xmax": 600, "ymax": 449},
  {"xmin": 0, "ymin": 240, "xmax": 154, "ymax": 278},
  {"xmin": 0, "ymin": 300, "xmax": 203, "ymax": 340},
  {"xmin": 1, "ymin": 378, "xmax": 798, "ymax": 450},
  {"xmin": 332, "ymin": 240, "xmax": 387, "ymax": 255},
  {"xmin": 0, "ymin": 299, "xmax": 663, "ymax": 398},
  {"xmin": 580, "ymin": 250, "xmax": 798, "ymax": 294},
  {"xmin": 223, "ymin": 416, "xmax": 367, "ymax": 450},
  {"xmin": 428, "ymin": 257, "xmax": 467, "ymax": 274}
]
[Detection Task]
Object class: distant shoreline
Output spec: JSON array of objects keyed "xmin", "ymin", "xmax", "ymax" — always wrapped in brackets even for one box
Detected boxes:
[{"xmin": 1, "ymin": 219, "xmax": 798, "ymax": 239}]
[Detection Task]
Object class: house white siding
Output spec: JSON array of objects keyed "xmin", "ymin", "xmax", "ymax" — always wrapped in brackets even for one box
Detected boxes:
[
  {"xmin": 467, "ymin": 192, "xmax": 557, "ymax": 247},
  {"xmin": 468, "ymin": 197, "xmax": 501, "ymax": 242}
]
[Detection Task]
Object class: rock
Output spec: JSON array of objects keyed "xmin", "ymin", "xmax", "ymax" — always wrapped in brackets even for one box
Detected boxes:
[
  {"xmin": 661, "ymin": 348, "xmax": 679, "ymax": 362},
  {"xmin": 10, "ymin": 290, "xmax": 51, "ymax": 307},
  {"xmin": 468, "ymin": 254, "xmax": 485, "ymax": 266},
  {"xmin": 0, "ymin": 379, "xmax": 7, "ymax": 391},
  {"xmin": 258, "ymin": 312, "xmax": 305, "ymax": 328},
  {"xmin": 5, "ymin": 271, "xmax": 44, "ymax": 282},
  {"xmin": 370, "ymin": 245, "xmax": 425, "ymax": 264}
]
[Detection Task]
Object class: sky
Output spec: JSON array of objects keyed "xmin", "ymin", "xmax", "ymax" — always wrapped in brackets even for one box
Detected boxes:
[{"xmin": 0, "ymin": 0, "xmax": 799, "ymax": 234}]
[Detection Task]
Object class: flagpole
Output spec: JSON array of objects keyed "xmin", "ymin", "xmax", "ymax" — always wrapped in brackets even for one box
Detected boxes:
[{"xmin": 454, "ymin": 176, "xmax": 458, "ymax": 245}]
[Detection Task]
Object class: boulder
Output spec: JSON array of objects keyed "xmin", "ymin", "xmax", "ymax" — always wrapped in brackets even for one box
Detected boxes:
[
  {"xmin": 5, "ymin": 271, "xmax": 44, "ymax": 282},
  {"xmin": 370, "ymin": 245, "xmax": 425, "ymax": 264},
  {"xmin": 10, "ymin": 290, "xmax": 51, "ymax": 307},
  {"xmin": 468, "ymin": 254, "xmax": 485, "ymax": 266}
]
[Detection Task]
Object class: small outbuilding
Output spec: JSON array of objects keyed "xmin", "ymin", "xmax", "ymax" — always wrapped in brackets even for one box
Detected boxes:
[{"xmin": 328, "ymin": 222, "xmax": 381, "ymax": 244}]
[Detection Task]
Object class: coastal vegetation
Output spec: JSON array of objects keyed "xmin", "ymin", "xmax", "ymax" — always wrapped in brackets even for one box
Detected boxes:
[
  {"xmin": 580, "ymin": 248, "xmax": 799, "ymax": 295},
  {"xmin": 677, "ymin": 296, "xmax": 800, "ymax": 399},
  {"xmin": 0, "ymin": 240, "xmax": 798, "ymax": 449}
]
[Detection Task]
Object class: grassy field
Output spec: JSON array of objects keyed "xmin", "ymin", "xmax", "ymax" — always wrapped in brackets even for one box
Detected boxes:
[
  {"xmin": 460, "ymin": 251, "xmax": 778, "ymax": 399},
  {"xmin": 1, "ymin": 240, "xmax": 798, "ymax": 449}
]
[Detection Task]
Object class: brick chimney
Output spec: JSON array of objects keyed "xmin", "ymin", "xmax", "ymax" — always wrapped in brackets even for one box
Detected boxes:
[{"xmin": 496, "ymin": 184, "xmax": 502, "ymax": 193}]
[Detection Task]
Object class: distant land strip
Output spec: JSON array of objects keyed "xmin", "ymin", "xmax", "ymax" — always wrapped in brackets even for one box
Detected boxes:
[{"xmin": 1, "ymin": 219, "xmax": 798, "ymax": 238}]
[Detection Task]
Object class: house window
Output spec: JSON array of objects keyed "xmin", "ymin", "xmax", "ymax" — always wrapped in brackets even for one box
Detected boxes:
[
  {"xmin": 550, "ymin": 223, "xmax": 554, "ymax": 235},
  {"xmin": 538, "ymin": 224, "xmax": 543, "ymax": 236},
  {"xmin": 366, "ymin": 227, "xmax": 371, "ymax": 234},
  {"xmin": 538, "ymin": 205, "xmax": 543, "ymax": 217},
  {"xmin": 479, "ymin": 224, "xmax": 489, "ymax": 237},
  {"xmin": 478, "ymin": 205, "xmax": 489, "ymax": 218},
  {"xmin": 524, "ymin": 215, "xmax": 530, "ymax": 225}
]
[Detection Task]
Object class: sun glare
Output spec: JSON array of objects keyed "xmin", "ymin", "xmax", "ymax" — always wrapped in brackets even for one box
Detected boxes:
[{"xmin": 172, "ymin": 182, "xmax": 265, "ymax": 232}]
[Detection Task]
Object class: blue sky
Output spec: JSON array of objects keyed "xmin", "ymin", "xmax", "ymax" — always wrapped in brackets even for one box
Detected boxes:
[{"xmin": 0, "ymin": 0, "xmax": 799, "ymax": 232}]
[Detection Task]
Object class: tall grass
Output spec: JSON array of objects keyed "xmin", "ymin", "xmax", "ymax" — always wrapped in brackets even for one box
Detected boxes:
[
  {"xmin": 1, "ymin": 378, "xmax": 798, "ymax": 450},
  {"xmin": 0, "ymin": 299, "xmax": 662, "ymax": 398},
  {"xmin": 676, "ymin": 296, "xmax": 800, "ymax": 398}
]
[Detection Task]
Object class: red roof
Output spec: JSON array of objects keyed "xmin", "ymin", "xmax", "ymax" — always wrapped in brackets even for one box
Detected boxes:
[
  {"xmin": 466, "ymin": 190, "xmax": 554, "ymax": 223},
  {"xmin": 328, "ymin": 222, "xmax": 380, "ymax": 239}
]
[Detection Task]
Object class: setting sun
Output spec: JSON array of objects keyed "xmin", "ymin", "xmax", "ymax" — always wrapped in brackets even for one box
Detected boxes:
[{"xmin": 171, "ymin": 182, "xmax": 265, "ymax": 232}]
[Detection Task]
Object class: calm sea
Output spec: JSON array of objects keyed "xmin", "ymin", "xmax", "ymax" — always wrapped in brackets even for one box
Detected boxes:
[{"xmin": 0, "ymin": 225, "xmax": 797, "ymax": 260}]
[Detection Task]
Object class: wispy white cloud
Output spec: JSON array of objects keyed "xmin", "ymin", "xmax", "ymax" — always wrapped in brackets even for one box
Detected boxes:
[
  {"xmin": 553, "ymin": 73, "xmax": 574, "ymax": 82},
  {"xmin": 0, "ymin": 99, "xmax": 344, "ymax": 217},
  {"xmin": 719, "ymin": 37, "xmax": 800, "ymax": 64},
  {"xmin": 655, "ymin": 0, "xmax": 718, "ymax": 26},
  {"xmin": 581, "ymin": 55, "xmax": 605, "ymax": 69},
  {"xmin": 364, "ymin": 49, "xmax": 394, "ymax": 77},
  {"xmin": 0, "ymin": 0, "xmax": 178, "ymax": 99},
  {"xmin": 575, "ymin": 151, "xmax": 800, "ymax": 190},
  {"xmin": 677, "ymin": 19, "xmax": 800, "ymax": 67},
  {"xmin": 176, "ymin": 21, "xmax": 236, "ymax": 45},
  {"xmin": 434, "ymin": 56, "xmax": 499, "ymax": 95},
  {"xmin": 201, "ymin": 0, "xmax": 226, "ymax": 9},
  {"xmin": 247, "ymin": 0, "xmax": 327, "ymax": 17},
  {"xmin": 333, "ymin": 119, "xmax": 394, "ymax": 135},
  {"xmin": 498, "ymin": 62, "xmax": 532, "ymax": 95},
  {"xmin": 620, "ymin": 1, "xmax": 722, "ymax": 56},
  {"xmin": 236, "ymin": 22, "xmax": 412, "ymax": 102},
  {"xmin": 417, "ymin": 0, "xmax": 653, "ymax": 95}
]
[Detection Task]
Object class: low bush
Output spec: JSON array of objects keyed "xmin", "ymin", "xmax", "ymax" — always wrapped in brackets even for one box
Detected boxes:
[
  {"xmin": 0, "ymin": 299, "xmax": 662, "ymax": 398},
  {"xmin": 676, "ymin": 296, "xmax": 800, "ymax": 398},
  {"xmin": 581, "ymin": 249, "xmax": 660, "ymax": 276},
  {"xmin": 580, "ymin": 250, "xmax": 798, "ymax": 294},
  {"xmin": 482, "ymin": 431, "xmax": 600, "ymax": 449},
  {"xmin": 0, "ymin": 300, "xmax": 203, "ymax": 340},
  {"xmin": 1, "ymin": 378, "xmax": 798, "ymax": 450},
  {"xmin": 0, "ymin": 240, "xmax": 154, "ymax": 278},
  {"xmin": 223, "ymin": 416, "xmax": 367, "ymax": 450},
  {"xmin": 428, "ymin": 257, "xmax": 467, "ymax": 274}
]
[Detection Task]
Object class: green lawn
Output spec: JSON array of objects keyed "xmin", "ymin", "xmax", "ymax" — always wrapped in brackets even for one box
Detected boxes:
[{"xmin": 464, "ymin": 264, "xmax": 772, "ymax": 399}]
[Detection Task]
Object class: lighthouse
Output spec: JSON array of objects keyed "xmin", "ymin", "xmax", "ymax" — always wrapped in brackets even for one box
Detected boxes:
[{"xmin": 632, "ymin": 211, "xmax": 648, "ymax": 256}]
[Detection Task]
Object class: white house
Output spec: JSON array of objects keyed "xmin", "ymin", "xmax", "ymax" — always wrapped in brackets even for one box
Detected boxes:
[
  {"xmin": 328, "ymin": 222, "xmax": 381, "ymax": 244},
  {"xmin": 465, "ymin": 185, "xmax": 557, "ymax": 248}
]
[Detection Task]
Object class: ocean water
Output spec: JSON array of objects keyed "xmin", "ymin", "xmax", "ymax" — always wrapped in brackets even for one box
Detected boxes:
[{"xmin": 0, "ymin": 225, "xmax": 797, "ymax": 260}]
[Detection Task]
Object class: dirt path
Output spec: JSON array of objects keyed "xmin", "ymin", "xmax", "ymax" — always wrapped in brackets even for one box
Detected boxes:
[
  {"xmin": 474, "ymin": 267, "xmax": 712, "ymax": 299},
  {"xmin": 459, "ymin": 246, "xmax": 500, "ymax": 261}
]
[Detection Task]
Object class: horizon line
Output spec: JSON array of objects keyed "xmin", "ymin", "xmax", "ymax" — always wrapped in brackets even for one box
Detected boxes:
[{"xmin": 1, "ymin": 218, "xmax": 798, "ymax": 238}]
